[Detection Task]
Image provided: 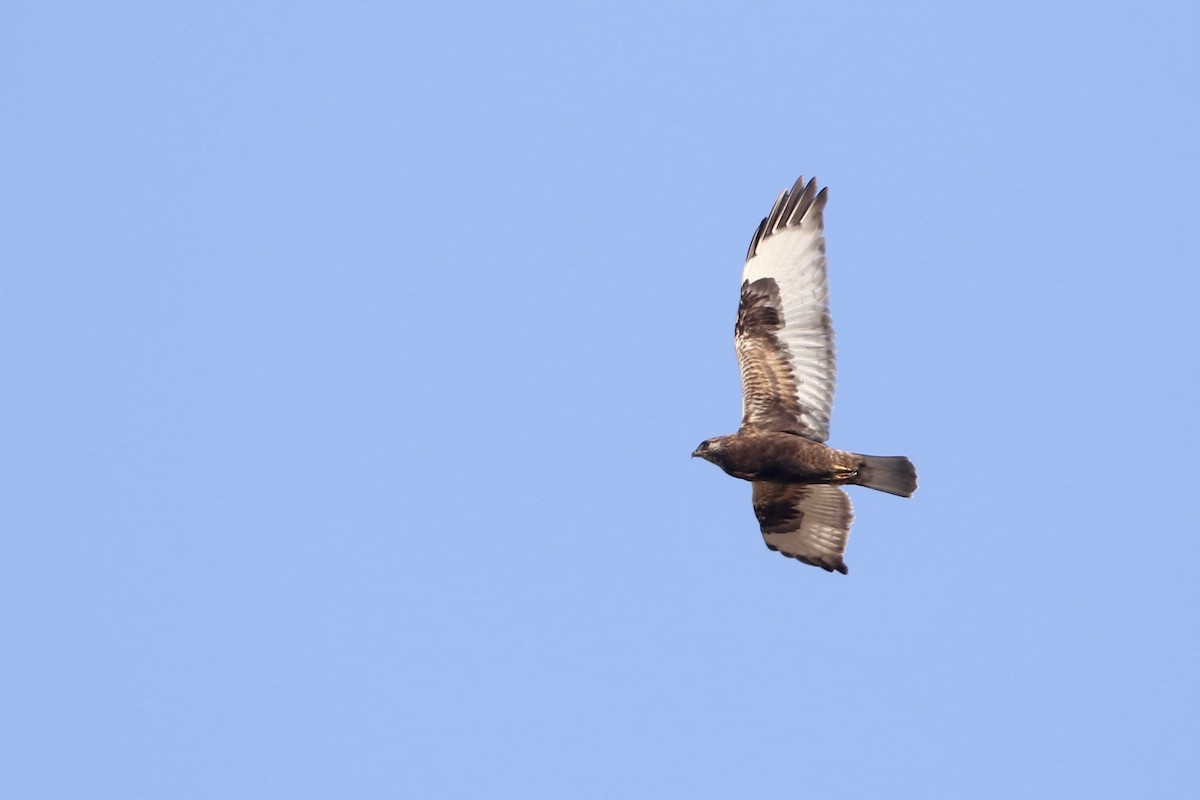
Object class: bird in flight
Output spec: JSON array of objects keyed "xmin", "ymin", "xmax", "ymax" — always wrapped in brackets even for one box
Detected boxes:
[{"xmin": 693, "ymin": 177, "xmax": 916, "ymax": 574}]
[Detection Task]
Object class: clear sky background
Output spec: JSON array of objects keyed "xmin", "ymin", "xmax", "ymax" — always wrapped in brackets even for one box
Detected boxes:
[{"xmin": 4, "ymin": 2, "xmax": 1199, "ymax": 798}]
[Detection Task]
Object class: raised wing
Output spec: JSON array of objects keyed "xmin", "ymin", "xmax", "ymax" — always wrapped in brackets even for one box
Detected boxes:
[
  {"xmin": 753, "ymin": 482, "xmax": 853, "ymax": 574},
  {"xmin": 735, "ymin": 177, "xmax": 835, "ymax": 442}
]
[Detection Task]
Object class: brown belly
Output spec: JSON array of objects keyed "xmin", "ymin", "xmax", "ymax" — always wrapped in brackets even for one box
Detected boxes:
[{"xmin": 722, "ymin": 433, "xmax": 856, "ymax": 483}]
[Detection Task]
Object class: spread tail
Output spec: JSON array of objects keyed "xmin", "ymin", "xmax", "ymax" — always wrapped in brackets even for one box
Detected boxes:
[{"xmin": 854, "ymin": 455, "xmax": 917, "ymax": 497}]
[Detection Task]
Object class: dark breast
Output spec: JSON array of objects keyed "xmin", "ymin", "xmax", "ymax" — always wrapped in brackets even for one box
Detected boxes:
[{"xmin": 722, "ymin": 430, "xmax": 840, "ymax": 482}]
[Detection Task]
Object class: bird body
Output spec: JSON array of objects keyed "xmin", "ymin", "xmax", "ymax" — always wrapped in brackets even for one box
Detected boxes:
[
  {"xmin": 694, "ymin": 430, "xmax": 857, "ymax": 484},
  {"xmin": 693, "ymin": 176, "xmax": 916, "ymax": 574}
]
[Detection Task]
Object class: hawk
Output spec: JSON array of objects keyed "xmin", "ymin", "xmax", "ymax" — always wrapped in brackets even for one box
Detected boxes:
[{"xmin": 693, "ymin": 177, "xmax": 917, "ymax": 574}]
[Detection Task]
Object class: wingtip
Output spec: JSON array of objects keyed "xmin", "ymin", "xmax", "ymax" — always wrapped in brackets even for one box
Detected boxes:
[
  {"xmin": 747, "ymin": 175, "xmax": 829, "ymax": 259},
  {"xmin": 768, "ymin": 545, "xmax": 850, "ymax": 575}
]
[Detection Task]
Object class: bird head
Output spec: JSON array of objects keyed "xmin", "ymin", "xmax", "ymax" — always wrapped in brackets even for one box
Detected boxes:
[{"xmin": 692, "ymin": 438, "xmax": 724, "ymax": 464}]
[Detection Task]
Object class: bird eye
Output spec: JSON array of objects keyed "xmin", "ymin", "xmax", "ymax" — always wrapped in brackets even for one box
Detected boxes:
[{"xmin": 700, "ymin": 441, "xmax": 711, "ymax": 450}]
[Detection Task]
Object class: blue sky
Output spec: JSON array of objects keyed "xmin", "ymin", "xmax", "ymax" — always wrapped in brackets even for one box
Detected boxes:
[{"xmin": 4, "ymin": 2, "xmax": 1199, "ymax": 797}]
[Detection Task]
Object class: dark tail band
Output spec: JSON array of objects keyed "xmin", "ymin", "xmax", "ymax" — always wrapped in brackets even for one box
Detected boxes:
[{"xmin": 854, "ymin": 455, "xmax": 917, "ymax": 497}]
